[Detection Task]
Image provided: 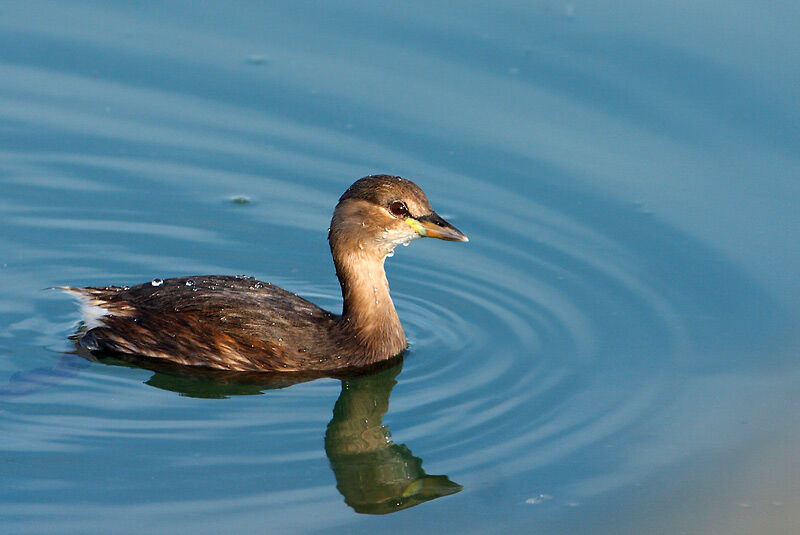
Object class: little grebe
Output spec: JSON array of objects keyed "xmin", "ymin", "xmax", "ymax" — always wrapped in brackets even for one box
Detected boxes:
[{"xmin": 63, "ymin": 175, "xmax": 467, "ymax": 372}]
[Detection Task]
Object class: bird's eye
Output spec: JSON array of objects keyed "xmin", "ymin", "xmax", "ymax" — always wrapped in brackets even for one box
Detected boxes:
[{"xmin": 389, "ymin": 201, "xmax": 408, "ymax": 217}]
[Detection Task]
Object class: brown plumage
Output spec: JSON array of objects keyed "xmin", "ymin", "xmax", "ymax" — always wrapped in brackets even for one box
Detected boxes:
[{"xmin": 62, "ymin": 175, "xmax": 467, "ymax": 372}]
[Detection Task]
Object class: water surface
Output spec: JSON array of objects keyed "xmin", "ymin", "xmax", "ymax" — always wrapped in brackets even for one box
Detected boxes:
[{"xmin": 1, "ymin": 2, "xmax": 799, "ymax": 534}]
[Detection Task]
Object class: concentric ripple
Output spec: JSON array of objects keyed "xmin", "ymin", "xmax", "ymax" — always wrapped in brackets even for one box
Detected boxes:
[
  {"xmin": 2, "ymin": 2, "xmax": 799, "ymax": 534},
  {"xmin": 1, "ymin": 150, "xmax": 771, "ymax": 520}
]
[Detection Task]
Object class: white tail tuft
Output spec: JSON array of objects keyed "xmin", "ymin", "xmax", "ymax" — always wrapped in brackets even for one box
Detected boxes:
[{"xmin": 57, "ymin": 287, "xmax": 112, "ymax": 329}]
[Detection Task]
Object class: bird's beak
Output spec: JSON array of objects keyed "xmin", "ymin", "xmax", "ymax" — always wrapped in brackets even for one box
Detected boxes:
[{"xmin": 406, "ymin": 212, "xmax": 469, "ymax": 242}]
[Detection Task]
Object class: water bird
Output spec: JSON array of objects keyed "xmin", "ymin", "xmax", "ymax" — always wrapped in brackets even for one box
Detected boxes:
[{"xmin": 62, "ymin": 175, "xmax": 468, "ymax": 372}]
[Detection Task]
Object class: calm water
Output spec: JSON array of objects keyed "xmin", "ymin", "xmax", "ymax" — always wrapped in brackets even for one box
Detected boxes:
[{"xmin": 2, "ymin": 2, "xmax": 799, "ymax": 534}]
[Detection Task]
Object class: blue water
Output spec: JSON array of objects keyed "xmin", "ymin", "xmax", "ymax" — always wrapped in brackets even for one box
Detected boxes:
[{"xmin": 2, "ymin": 2, "xmax": 799, "ymax": 533}]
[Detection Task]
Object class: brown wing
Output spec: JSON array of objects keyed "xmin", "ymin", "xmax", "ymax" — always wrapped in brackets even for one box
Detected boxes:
[{"xmin": 65, "ymin": 275, "xmax": 343, "ymax": 372}]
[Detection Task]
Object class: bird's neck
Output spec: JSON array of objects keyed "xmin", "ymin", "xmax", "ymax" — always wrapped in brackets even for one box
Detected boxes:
[{"xmin": 331, "ymin": 244, "xmax": 406, "ymax": 361}]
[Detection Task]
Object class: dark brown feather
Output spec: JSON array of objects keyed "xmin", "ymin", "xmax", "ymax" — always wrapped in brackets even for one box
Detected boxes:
[{"xmin": 68, "ymin": 276, "xmax": 363, "ymax": 372}]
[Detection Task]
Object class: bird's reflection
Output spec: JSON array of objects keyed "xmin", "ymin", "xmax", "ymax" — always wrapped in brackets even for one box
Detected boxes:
[
  {"xmin": 82, "ymin": 350, "xmax": 463, "ymax": 514},
  {"xmin": 324, "ymin": 362, "xmax": 462, "ymax": 514}
]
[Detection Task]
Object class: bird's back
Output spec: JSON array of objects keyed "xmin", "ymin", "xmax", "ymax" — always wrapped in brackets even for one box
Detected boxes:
[{"xmin": 64, "ymin": 275, "xmax": 349, "ymax": 371}]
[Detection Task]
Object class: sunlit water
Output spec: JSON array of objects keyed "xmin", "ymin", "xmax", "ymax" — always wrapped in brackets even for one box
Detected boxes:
[{"xmin": 2, "ymin": 2, "xmax": 799, "ymax": 534}]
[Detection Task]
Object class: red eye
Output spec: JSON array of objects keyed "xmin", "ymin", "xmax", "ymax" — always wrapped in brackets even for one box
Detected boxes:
[{"xmin": 389, "ymin": 201, "xmax": 408, "ymax": 217}]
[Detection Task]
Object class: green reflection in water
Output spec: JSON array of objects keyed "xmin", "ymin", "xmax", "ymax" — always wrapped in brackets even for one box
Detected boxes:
[
  {"xmin": 325, "ymin": 363, "xmax": 462, "ymax": 514},
  {"xmin": 87, "ymin": 350, "xmax": 462, "ymax": 514}
]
